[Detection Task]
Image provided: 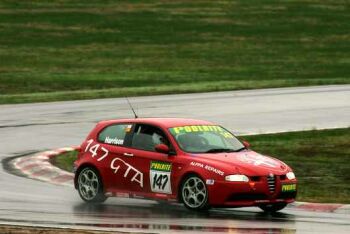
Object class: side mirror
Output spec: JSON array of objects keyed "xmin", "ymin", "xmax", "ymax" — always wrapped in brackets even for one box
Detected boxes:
[
  {"xmin": 243, "ymin": 141, "xmax": 250, "ymax": 148},
  {"xmin": 155, "ymin": 144, "xmax": 170, "ymax": 154}
]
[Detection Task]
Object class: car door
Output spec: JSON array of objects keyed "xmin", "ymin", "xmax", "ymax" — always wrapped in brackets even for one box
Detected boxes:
[
  {"xmin": 122, "ymin": 124, "xmax": 179, "ymax": 197},
  {"xmin": 95, "ymin": 123, "xmax": 137, "ymax": 192}
]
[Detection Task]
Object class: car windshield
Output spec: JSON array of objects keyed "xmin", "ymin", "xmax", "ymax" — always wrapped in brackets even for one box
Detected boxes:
[{"xmin": 168, "ymin": 125, "xmax": 245, "ymax": 153}]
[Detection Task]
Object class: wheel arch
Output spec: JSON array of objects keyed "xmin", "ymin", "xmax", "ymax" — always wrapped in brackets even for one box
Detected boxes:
[{"xmin": 74, "ymin": 163, "xmax": 102, "ymax": 189}]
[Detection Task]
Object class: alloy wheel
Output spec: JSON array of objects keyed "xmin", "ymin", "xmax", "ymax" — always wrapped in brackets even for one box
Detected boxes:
[{"xmin": 182, "ymin": 176, "xmax": 208, "ymax": 209}]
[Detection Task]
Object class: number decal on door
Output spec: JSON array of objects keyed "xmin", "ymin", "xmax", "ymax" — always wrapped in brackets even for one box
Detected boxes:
[
  {"xmin": 150, "ymin": 161, "xmax": 172, "ymax": 194},
  {"xmin": 153, "ymin": 173, "xmax": 169, "ymax": 190}
]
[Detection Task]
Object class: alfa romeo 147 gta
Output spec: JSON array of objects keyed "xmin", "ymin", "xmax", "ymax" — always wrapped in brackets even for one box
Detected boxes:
[{"xmin": 74, "ymin": 118, "xmax": 297, "ymax": 212}]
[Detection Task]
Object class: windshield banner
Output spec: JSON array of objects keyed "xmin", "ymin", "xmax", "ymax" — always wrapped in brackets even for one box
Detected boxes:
[{"xmin": 170, "ymin": 125, "xmax": 234, "ymax": 138}]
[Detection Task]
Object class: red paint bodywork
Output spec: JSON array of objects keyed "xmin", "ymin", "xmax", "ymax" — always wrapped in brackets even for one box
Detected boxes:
[{"xmin": 74, "ymin": 118, "xmax": 297, "ymax": 208}]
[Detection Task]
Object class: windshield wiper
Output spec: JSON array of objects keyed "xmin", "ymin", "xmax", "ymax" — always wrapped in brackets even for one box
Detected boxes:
[
  {"xmin": 234, "ymin": 147, "xmax": 246, "ymax": 152},
  {"xmin": 205, "ymin": 148, "xmax": 235, "ymax": 153},
  {"xmin": 205, "ymin": 147, "xmax": 247, "ymax": 153}
]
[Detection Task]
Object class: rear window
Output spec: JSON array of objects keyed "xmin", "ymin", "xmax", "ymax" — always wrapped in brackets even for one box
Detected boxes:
[{"xmin": 98, "ymin": 124, "xmax": 132, "ymax": 146}]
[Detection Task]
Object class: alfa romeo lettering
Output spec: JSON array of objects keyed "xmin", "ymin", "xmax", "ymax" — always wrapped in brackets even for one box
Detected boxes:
[{"xmin": 190, "ymin": 162, "xmax": 224, "ymax": 176}]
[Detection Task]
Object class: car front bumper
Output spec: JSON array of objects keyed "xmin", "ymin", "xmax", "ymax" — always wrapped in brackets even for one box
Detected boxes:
[{"xmin": 207, "ymin": 178, "xmax": 297, "ymax": 208}]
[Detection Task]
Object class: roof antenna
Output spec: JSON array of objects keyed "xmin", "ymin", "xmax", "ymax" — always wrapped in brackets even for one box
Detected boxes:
[{"xmin": 126, "ymin": 97, "xmax": 138, "ymax": 118}]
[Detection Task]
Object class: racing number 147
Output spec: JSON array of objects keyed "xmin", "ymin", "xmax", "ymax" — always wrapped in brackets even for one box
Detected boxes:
[{"xmin": 153, "ymin": 174, "xmax": 168, "ymax": 190}]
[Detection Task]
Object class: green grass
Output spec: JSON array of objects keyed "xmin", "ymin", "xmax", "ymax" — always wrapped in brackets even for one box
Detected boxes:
[
  {"xmin": 51, "ymin": 150, "xmax": 76, "ymax": 172},
  {"xmin": 54, "ymin": 128, "xmax": 350, "ymax": 203},
  {"xmin": 1, "ymin": 0, "xmax": 350, "ymax": 104}
]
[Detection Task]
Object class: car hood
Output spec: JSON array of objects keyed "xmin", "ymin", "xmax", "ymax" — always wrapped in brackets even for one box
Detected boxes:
[{"xmin": 192, "ymin": 150, "xmax": 289, "ymax": 176}]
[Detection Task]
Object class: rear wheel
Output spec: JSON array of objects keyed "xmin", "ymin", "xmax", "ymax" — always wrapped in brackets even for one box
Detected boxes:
[
  {"xmin": 181, "ymin": 175, "xmax": 209, "ymax": 211},
  {"xmin": 259, "ymin": 203, "xmax": 287, "ymax": 213},
  {"xmin": 77, "ymin": 167, "xmax": 107, "ymax": 203}
]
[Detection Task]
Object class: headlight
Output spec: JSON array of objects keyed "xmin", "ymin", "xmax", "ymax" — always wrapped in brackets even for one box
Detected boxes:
[
  {"xmin": 286, "ymin": 172, "xmax": 296, "ymax": 180},
  {"xmin": 225, "ymin": 174, "xmax": 249, "ymax": 182}
]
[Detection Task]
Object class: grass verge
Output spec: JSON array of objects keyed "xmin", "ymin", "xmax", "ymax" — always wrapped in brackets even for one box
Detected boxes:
[
  {"xmin": 1, "ymin": 0, "xmax": 350, "ymax": 104},
  {"xmin": 54, "ymin": 128, "xmax": 350, "ymax": 203},
  {"xmin": 51, "ymin": 150, "xmax": 77, "ymax": 173}
]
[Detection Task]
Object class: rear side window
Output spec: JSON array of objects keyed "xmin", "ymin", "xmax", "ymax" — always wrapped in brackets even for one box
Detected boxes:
[{"xmin": 98, "ymin": 124, "xmax": 132, "ymax": 146}]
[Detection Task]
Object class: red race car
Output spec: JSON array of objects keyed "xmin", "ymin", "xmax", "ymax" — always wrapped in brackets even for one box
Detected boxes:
[{"xmin": 74, "ymin": 118, "xmax": 297, "ymax": 212}]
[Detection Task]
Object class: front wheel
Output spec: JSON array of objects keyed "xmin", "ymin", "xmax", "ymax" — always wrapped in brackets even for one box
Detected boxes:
[
  {"xmin": 259, "ymin": 203, "xmax": 287, "ymax": 213},
  {"xmin": 181, "ymin": 175, "xmax": 209, "ymax": 211},
  {"xmin": 77, "ymin": 167, "xmax": 107, "ymax": 203}
]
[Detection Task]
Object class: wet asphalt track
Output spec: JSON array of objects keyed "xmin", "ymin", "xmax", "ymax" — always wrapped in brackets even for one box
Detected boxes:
[{"xmin": 1, "ymin": 85, "xmax": 350, "ymax": 233}]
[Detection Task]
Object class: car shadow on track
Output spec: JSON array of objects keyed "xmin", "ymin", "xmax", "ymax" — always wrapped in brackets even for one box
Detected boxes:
[
  {"xmin": 72, "ymin": 200, "xmax": 295, "ymax": 233},
  {"xmin": 73, "ymin": 198, "xmax": 294, "ymax": 221}
]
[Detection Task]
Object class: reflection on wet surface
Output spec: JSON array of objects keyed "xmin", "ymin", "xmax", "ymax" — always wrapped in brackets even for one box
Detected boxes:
[
  {"xmin": 72, "ymin": 200, "xmax": 296, "ymax": 233},
  {"xmin": 73, "ymin": 200, "xmax": 293, "ymax": 220},
  {"xmin": 79, "ymin": 224, "xmax": 294, "ymax": 234}
]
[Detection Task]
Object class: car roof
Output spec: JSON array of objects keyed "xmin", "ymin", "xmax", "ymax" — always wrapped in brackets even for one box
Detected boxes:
[{"xmin": 98, "ymin": 118, "xmax": 215, "ymax": 129}]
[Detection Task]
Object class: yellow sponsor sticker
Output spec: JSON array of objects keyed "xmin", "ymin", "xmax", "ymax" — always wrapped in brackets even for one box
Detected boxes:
[
  {"xmin": 150, "ymin": 161, "xmax": 172, "ymax": 172},
  {"xmin": 171, "ymin": 125, "xmax": 233, "ymax": 138},
  {"xmin": 281, "ymin": 184, "xmax": 296, "ymax": 192}
]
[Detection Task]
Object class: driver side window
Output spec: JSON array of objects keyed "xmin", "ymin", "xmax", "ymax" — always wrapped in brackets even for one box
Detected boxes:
[{"xmin": 131, "ymin": 124, "xmax": 170, "ymax": 152}]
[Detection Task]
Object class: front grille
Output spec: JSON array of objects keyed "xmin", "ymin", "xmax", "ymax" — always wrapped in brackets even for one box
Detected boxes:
[{"xmin": 267, "ymin": 175, "xmax": 276, "ymax": 193}]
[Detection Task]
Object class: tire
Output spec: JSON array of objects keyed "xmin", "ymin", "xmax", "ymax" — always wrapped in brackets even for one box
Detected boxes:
[
  {"xmin": 259, "ymin": 203, "xmax": 287, "ymax": 213},
  {"xmin": 181, "ymin": 175, "xmax": 209, "ymax": 211},
  {"xmin": 77, "ymin": 167, "xmax": 107, "ymax": 203}
]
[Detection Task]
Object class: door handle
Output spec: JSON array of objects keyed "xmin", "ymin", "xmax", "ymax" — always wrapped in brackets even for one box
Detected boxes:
[{"xmin": 123, "ymin": 153, "xmax": 134, "ymax": 157}]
